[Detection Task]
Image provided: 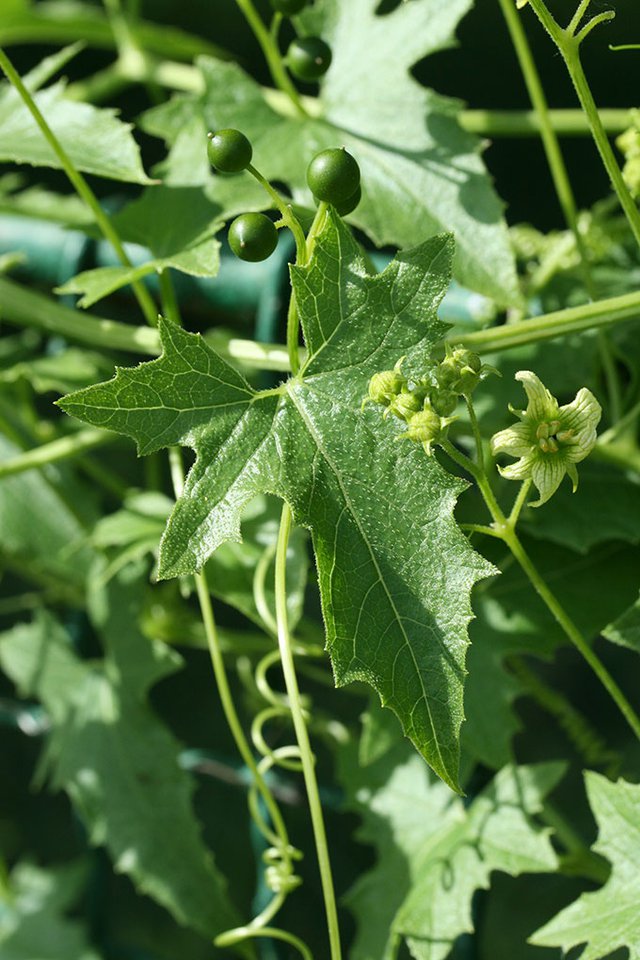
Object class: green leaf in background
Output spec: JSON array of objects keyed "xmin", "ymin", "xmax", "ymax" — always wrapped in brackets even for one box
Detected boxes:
[
  {"xmin": 603, "ymin": 591, "xmax": 640, "ymax": 652},
  {"xmin": 141, "ymin": 0, "xmax": 520, "ymax": 305},
  {"xmin": 0, "ymin": 434, "xmax": 96, "ymax": 599},
  {"xmin": 520, "ymin": 461, "xmax": 640, "ymax": 553},
  {"xmin": 57, "ymin": 180, "xmax": 275, "ymax": 308},
  {"xmin": 460, "ymin": 537, "xmax": 640, "ymax": 774},
  {"xmin": 93, "ymin": 492, "xmax": 309, "ymax": 631},
  {"xmin": 339, "ymin": 738, "xmax": 562, "ymax": 960},
  {"xmin": 0, "ymin": 57, "xmax": 151, "ymax": 184},
  {"xmin": 59, "ymin": 211, "xmax": 493, "ymax": 790},
  {"xmin": 531, "ymin": 772, "xmax": 640, "ymax": 959},
  {"xmin": 0, "ymin": 347, "xmax": 114, "ymax": 393},
  {"xmin": 0, "ymin": 861, "xmax": 100, "ymax": 960},
  {"xmin": 0, "ymin": 569, "xmax": 239, "ymax": 940}
]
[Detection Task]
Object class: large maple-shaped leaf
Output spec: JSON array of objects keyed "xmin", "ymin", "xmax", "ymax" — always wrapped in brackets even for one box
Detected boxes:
[
  {"xmin": 531, "ymin": 772, "xmax": 640, "ymax": 959},
  {"xmin": 141, "ymin": 0, "xmax": 520, "ymax": 306},
  {"xmin": 59, "ymin": 212, "xmax": 494, "ymax": 789}
]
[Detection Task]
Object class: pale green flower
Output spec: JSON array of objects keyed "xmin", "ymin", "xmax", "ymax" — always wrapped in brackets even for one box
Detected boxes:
[{"xmin": 491, "ymin": 371, "xmax": 602, "ymax": 507}]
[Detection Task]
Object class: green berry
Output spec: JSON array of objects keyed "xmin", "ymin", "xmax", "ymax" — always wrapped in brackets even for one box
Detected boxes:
[
  {"xmin": 207, "ymin": 129, "xmax": 252, "ymax": 173},
  {"xmin": 287, "ymin": 37, "xmax": 332, "ymax": 81},
  {"xmin": 270, "ymin": 0, "xmax": 307, "ymax": 14},
  {"xmin": 228, "ymin": 214, "xmax": 278, "ymax": 262},
  {"xmin": 306, "ymin": 148, "xmax": 361, "ymax": 205},
  {"xmin": 333, "ymin": 184, "xmax": 361, "ymax": 216}
]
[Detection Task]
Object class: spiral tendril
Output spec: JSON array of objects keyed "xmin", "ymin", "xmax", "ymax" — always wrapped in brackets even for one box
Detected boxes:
[{"xmin": 213, "ymin": 544, "xmax": 325, "ymax": 959}]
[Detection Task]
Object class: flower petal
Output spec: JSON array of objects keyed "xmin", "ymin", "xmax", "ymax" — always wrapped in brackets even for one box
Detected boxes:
[
  {"xmin": 559, "ymin": 387, "xmax": 602, "ymax": 434},
  {"xmin": 530, "ymin": 456, "xmax": 566, "ymax": 507},
  {"xmin": 491, "ymin": 421, "xmax": 532, "ymax": 457},
  {"xmin": 565, "ymin": 460, "xmax": 579, "ymax": 492},
  {"xmin": 515, "ymin": 370, "xmax": 558, "ymax": 422},
  {"xmin": 497, "ymin": 452, "xmax": 536, "ymax": 481}
]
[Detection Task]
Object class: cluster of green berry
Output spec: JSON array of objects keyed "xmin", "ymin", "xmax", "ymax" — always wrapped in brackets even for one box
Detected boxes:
[
  {"xmin": 363, "ymin": 345, "xmax": 496, "ymax": 452},
  {"xmin": 207, "ymin": 128, "xmax": 361, "ymax": 262},
  {"xmin": 270, "ymin": 0, "xmax": 332, "ymax": 82}
]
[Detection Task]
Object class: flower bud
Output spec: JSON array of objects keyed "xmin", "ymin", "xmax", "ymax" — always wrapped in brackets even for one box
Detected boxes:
[
  {"xmin": 398, "ymin": 404, "xmax": 446, "ymax": 453},
  {"xmin": 387, "ymin": 388, "xmax": 422, "ymax": 422},
  {"xmin": 364, "ymin": 367, "xmax": 406, "ymax": 408}
]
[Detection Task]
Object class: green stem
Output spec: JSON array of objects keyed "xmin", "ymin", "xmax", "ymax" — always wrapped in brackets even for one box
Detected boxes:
[
  {"xmin": 168, "ymin": 447, "xmax": 291, "ymax": 853},
  {"xmin": 508, "ymin": 478, "xmax": 532, "ymax": 527},
  {"xmin": 247, "ymin": 162, "xmax": 308, "ymax": 376},
  {"xmin": 526, "ymin": 0, "xmax": 640, "ymax": 252},
  {"xmin": 458, "ymin": 288, "xmax": 640, "ymax": 352},
  {"xmin": 441, "ymin": 410, "xmax": 640, "ymax": 742},
  {"xmin": 465, "ymin": 396, "xmax": 485, "ymax": 473},
  {"xmin": 503, "ymin": 526, "xmax": 640, "ymax": 742},
  {"xmin": 234, "ymin": 0, "xmax": 306, "ymax": 116},
  {"xmin": 498, "ymin": 0, "xmax": 621, "ymax": 419},
  {"xmin": 459, "ymin": 107, "xmax": 631, "ymax": 137},
  {"xmin": 0, "ymin": 428, "xmax": 114, "ymax": 479},
  {"xmin": 440, "ymin": 438, "xmax": 505, "ymax": 524},
  {"xmin": 275, "ymin": 502, "xmax": 342, "ymax": 960},
  {"xmin": 0, "ymin": 47, "xmax": 158, "ymax": 328},
  {"xmin": 567, "ymin": 0, "xmax": 593, "ymax": 36},
  {"xmin": 539, "ymin": 802, "xmax": 610, "ymax": 884}
]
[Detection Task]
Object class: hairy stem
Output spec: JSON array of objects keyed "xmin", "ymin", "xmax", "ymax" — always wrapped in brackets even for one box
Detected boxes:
[
  {"xmin": 526, "ymin": 0, "xmax": 640, "ymax": 252},
  {"xmin": 503, "ymin": 527, "xmax": 640, "ymax": 742},
  {"xmin": 0, "ymin": 47, "xmax": 158, "ymax": 327},
  {"xmin": 275, "ymin": 501, "xmax": 343, "ymax": 960},
  {"xmin": 440, "ymin": 413, "xmax": 640, "ymax": 743},
  {"xmin": 498, "ymin": 0, "xmax": 620, "ymax": 419}
]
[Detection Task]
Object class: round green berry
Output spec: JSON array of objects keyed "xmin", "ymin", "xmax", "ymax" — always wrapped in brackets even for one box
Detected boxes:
[
  {"xmin": 333, "ymin": 183, "xmax": 361, "ymax": 216},
  {"xmin": 270, "ymin": 0, "xmax": 307, "ymax": 14},
  {"xmin": 207, "ymin": 129, "xmax": 252, "ymax": 173},
  {"xmin": 287, "ymin": 37, "xmax": 332, "ymax": 81},
  {"xmin": 228, "ymin": 214, "xmax": 278, "ymax": 262},
  {"xmin": 306, "ymin": 148, "xmax": 361, "ymax": 204}
]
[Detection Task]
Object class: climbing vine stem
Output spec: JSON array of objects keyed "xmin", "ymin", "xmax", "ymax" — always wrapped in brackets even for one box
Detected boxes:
[
  {"xmin": 497, "ymin": 0, "xmax": 621, "ymax": 421},
  {"xmin": 525, "ymin": 0, "xmax": 640, "ymax": 253},
  {"xmin": 439, "ymin": 415, "xmax": 640, "ymax": 744},
  {"xmin": 275, "ymin": 501, "xmax": 343, "ymax": 960},
  {"xmin": 234, "ymin": 0, "xmax": 307, "ymax": 116}
]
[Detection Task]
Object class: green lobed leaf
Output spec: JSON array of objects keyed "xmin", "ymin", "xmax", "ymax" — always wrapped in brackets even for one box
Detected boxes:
[
  {"xmin": 0, "ymin": 861, "xmax": 100, "ymax": 960},
  {"xmin": 603, "ymin": 590, "xmax": 640, "ymax": 652},
  {"xmin": 339, "ymin": 737, "xmax": 563, "ymax": 960},
  {"xmin": 0, "ymin": 433, "xmax": 96, "ymax": 595},
  {"xmin": 59, "ymin": 211, "xmax": 494, "ymax": 790},
  {"xmin": 141, "ymin": 1, "xmax": 520, "ymax": 305},
  {"xmin": 0, "ymin": 570, "xmax": 239, "ymax": 940},
  {"xmin": 531, "ymin": 772, "xmax": 640, "ymax": 959},
  {"xmin": 0, "ymin": 64, "xmax": 151, "ymax": 183}
]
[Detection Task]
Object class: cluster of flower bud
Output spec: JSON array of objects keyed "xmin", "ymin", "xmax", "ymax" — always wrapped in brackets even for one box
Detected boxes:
[
  {"xmin": 616, "ymin": 110, "xmax": 640, "ymax": 199},
  {"xmin": 363, "ymin": 346, "xmax": 496, "ymax": 454}
]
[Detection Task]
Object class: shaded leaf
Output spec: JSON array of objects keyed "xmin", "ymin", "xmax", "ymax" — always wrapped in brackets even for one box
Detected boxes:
[
  {"xmin": 141, "ymin": 0, "xmax": 520, "ymax": 305},
  {"xmin": 0, "ymin": 61, "xmax": 151, "ymax": 183},
  {"xmin": 339, "ymin": 738, "xmax": 562, "ymax": 960},
  {"xmin": 0, "ymin": 571, "xmax": 239, "ymax": 939},
  {"xmin": 603, "ymin": 590, "xmax": 640, "ymax": 652},
  {"xmin": 531, "ymin": 772, "xmax": 640, "ymax": 959},
  {"xmin": 0, "ymin": 861, "xmax": 100, "ymax": 960}
]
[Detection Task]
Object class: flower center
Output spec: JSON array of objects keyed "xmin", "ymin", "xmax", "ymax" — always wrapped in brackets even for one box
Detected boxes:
[{"xmin": 536, "ymin": 420, "xmax": 574, "ymax": 454}]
